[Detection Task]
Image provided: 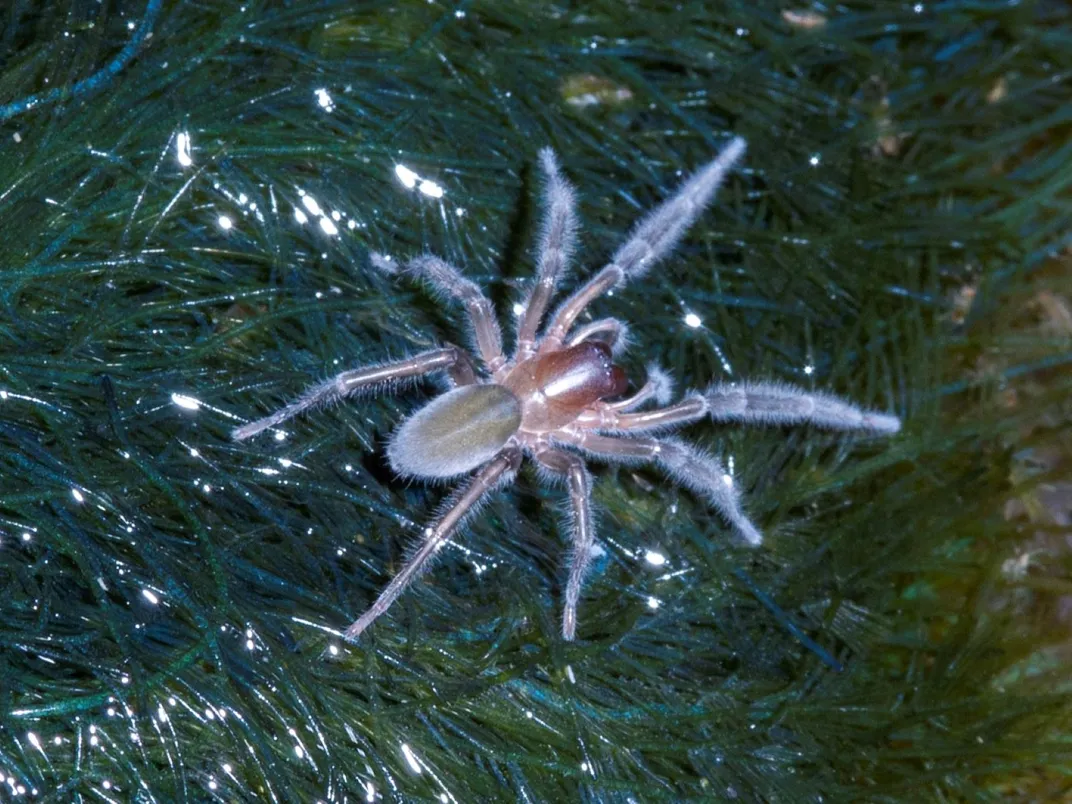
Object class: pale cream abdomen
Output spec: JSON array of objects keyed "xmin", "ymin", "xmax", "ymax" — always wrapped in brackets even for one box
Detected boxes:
[{"xmin": 387, "ymin": 384, "xmax": 522, "ymax": 479}]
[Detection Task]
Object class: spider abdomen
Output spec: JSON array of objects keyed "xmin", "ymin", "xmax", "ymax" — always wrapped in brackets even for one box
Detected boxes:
[{"xmin": 387, "ymin": 384, "xmax": 522, "ymax": 479}]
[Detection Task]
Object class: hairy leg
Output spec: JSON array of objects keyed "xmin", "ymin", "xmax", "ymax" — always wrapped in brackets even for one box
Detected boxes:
[
  {"xmin": 373, "ymin": 252, "xmax": 506, "ymax": 373},
  {"xmin": 567, "ymin": 317, "xmax": 629, "ymax": 355},
  {"xmin": 611, "ymin": 136, "xmax": 746, "ymax": 281},
  {"xmin": 515, "ymin": 149, "xmax": 579, "ymax": 360},
  {"xmin": 534, "ymin": 447, "xmax": 594, "ymax": 641},
  {"xmin": 578, "ymin": 379, "xmax": 900, "ymax": 436},
  {"xmin": 706, "ymin": 381, "xmax": 900, "ymax": 434},
  {"xmin": 542, "ymin": 264, "xmax": 623, "ymax": 343},
  {"xmin": 562, "ymin": 430, "xmax": 762, "ymax": 545},
  {"xmin": 231, "ymin": 346, "xmax": 476, "ymax": 441},
  {"xmin": 602, "ymin": 365, "xmax": 675, "ymax": 412},
  {"xmin": 544, "ymin": 137, "xmax": 746, "ymax": 342},
  {"xmin": 343, "ymin": 448, "xmax": 521, "ymax": 641},
  {"xmin": 577, "ymin": 393, "xmax": 707, "ymax": 433}
]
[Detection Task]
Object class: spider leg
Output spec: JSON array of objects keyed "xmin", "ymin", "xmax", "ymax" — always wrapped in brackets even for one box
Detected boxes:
[
  {"xmin": 516, "ymin": 149, "xmax": 579, "ymax": 360},
  {"xmin": 343, "ymin": 448, "xmax": 521, "ymax": 642},
  {"xmin": 534, "ymin": 447, "xmax": 594, "ymax": 641},
  {"xmin": 567, "ymin": 317, "xmax": 629, "ymax": 355},
  {"xmin": 706, "ymin": 381, "xmax": 901, "ymax": 434},
  {"xmin": 544, "ymin": 137, "xmax": 746, "ymax": 342},
  {"xmin": 231, "ymin": 346, "xmax": 476, "ymax": 442},
  {"xmin": 561, "ymin": 430, "xmax": 762, "ymax": 546},
  {"xmin": 577, "ymin": 393, "xmax": 708, "ymax": 433},
  {"xmin": 542, "ymin": 264, "xmax": 623, "ymax": 344},
  {"xmin": 373, "ymin": 252, "xmax": 506, "ymax": 373},
  {"xmin": 602, "ymin": 365, "xmax": 675, "ymax": 412},
  {"xmin": 579, "ymin": 380, "xmax": 900, "ymax": 435}
]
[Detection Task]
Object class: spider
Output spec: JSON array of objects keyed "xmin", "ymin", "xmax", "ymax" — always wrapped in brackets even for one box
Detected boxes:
[{"xmin": 232, "ymin": 136, "xmax": 901, "ymax": 642}]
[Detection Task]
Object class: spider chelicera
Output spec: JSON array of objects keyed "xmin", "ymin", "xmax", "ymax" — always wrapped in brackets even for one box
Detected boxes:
[{"xmin": 233, "ymin": 137, "xmax": 901, "ymax": 642}]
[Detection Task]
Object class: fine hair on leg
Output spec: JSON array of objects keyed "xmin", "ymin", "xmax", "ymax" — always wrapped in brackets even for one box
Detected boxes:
[
  {"xmin": 373, "ymin": 252, "xmax": 505, "ymax": 372},
  {"xmin": 612, "ymin": 136, "xmax": 746, "ymax": 280},
  {"xmin": 534, "ymin": 447, "xmax": 595, "ymax": 641},
  {"xmin": 545, "ymin": 136, "xmax": 746, "ymax": 340},
  {"xmin": 516, "ymin": 148, "xmax": 579, "ymax": 357},
  {"xmin": 231, "ymin": 347, "xmax": 468, "ymax": 442},
  {"xmin": 563, "ymin": 430, "xmax": 762, "ymax": 546},
  {"xmin": 343, "ymin": 449, "xmax": 521, "ymax": 641},
  {"xmin": 706, "ymin": 381, "xmax": 901, "ymax": 434}
]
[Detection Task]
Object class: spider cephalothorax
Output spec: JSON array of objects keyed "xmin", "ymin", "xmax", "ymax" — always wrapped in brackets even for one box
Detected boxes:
[{"xmin": 233, "ymin": 137, "xmax": 900, "ymax": 642}]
